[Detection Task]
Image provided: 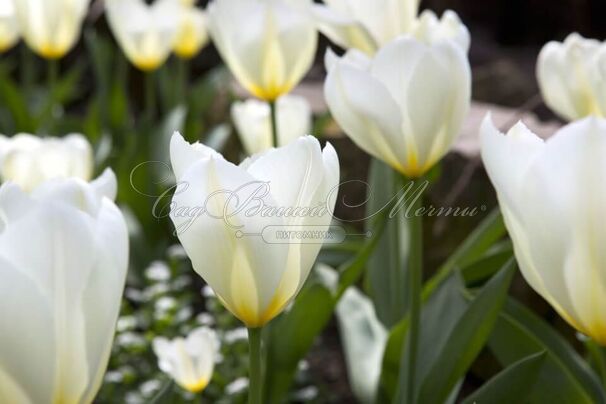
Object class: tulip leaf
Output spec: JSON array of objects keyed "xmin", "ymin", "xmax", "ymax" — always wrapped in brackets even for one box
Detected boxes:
[
  {"xmin": 0, "ymin": 63, "xmax": 34, "ymax": 133},
  {"xmin": 416, "ymin": 260, "xmax": 515, "ymax": 404},
  {"xmin": 377, "ymin": 273, "xmax": 468, "ymax": 402},
  {"xmin": 462, "ymin": 351, "xmax": 546, "ymax": 404},
  {"xmin": 489, "ymin": 298, "xmax": 606, "ymax": 404},
  {"xmin": 460, "ymin": 244, "xmax": 513, "ymax": 287},
  {"xmin": 365, "ymin": 158, "xmax": 409, "ymax": 327},
  {"xmin": 336, "ymin": 287, "xmax": 388, "ymax": 403},
  {"xmin": 423, "ymin": 207, "xmax": 506, "ymax": 300}
]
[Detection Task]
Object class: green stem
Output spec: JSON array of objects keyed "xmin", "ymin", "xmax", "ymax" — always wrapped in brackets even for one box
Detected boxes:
[
  {"xmin": 145, "ymin": 70, "xmax": 156, "ymax": 125},
  {"xmin": 177, "ymin": 57, "xmax": 189, "ymax": 104},
  {"xmin": 248, "ymin": 327, "xmax": 263, "ymax": 404},
  {"xmin": 269, "ymin": 99, "xmax": 279, "ymax": 148},
  {"xmin": 20, "ymin": 45, "xmax": 33, "ymax": 98},
  {"xmin": 400, "ymin": 177, "xmax": 424, "ymax": 404},
  {"xmin": 46, "ymin": 58, "xmax": 60, "ymax": 133}
]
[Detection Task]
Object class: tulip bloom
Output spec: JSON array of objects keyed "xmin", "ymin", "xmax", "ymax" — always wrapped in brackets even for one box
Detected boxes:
[
  {"xmin": 482, "ymin": 116, "xmax": 606, "ymax": 344},
  {"xmin": 537, "ymin": 33, "xmax": 606, "ymax": 121},
  {"xmin": 324, "ymin": 31, "xmax": 471, "ymax": 178},
  {"xmin": 173, "ymin": 4, "xmax": 209, "ymax": 59},
  {"xmin": 169, "ymin": 133, "xmax": 339, "ymax": 327},
  {"xmin": 207, "ymin": 0, "xmax": 318, "ymax": 101},
  {"xmin": 0, "ymin": 133, "xmax": 93, "ymax": 192},
  {"xmin": 153, "ymin": 327, "xmax": 219, "ymax": 393},
  {"xmin": 0, "ymin": 0, "xmax": 19, "ymax": 53},
  {"xmin": 313, "ymin": 0, "xmax": 420, "ymax": 54},
  {"xmin": 13, "ymin": 0, "xmax": 89, "ymax": 59},
  {"xmin": 0, "ymin": 169, "xmax": 129, "ymax": 402},
  {"xmin": 231, "ymin": 95, "xmax": 312, "ymax": 156},
  {"xmin": 105, "ymin": 0, "xmax": 181, "ymax": 71}
]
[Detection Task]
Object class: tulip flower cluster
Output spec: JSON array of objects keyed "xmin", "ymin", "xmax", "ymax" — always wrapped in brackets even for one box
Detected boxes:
[{"xmin": 3, "ymin": 0, "xmax": 606, "ymax": 403}]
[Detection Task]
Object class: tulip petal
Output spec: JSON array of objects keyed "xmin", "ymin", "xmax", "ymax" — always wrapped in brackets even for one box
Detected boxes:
[
  {"xmin": 170, "ymin": 132, "xmax": 221, "ymax": 180},
  {"xmin": 171, "ymin": 154, "xmax": 288, "ymax": 327},
  {"xmin": 324, "ymin": 54, "xmax": 406, "ymax": 172},
  {"xmin": 312, "ymin": 4, "xmax": 377, "ymax": 54},
  {"xmin": 520, "ymin": 118, "xmax": 606, "ymax": 340},
  {"xmin": 0, "ymin": 203, "xmax": 97, "ymax": 403},
  {"xmin": 0, "ymin": 256, "xmax": 53, "ymax": 404},
  {"xmin": 80, "ymin": 199, "xmax": 129, "ymax": 402}
]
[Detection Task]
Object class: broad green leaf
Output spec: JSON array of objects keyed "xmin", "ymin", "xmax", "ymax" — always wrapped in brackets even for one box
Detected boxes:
[
  {"xmin": 423, "ymin": 207, "xmax": 505, "ymax": 300},
  {"xmin": 460, "ymin": 245, "xmax": 512, "ymax": 287},
  {"xmin": 0, "ymin": 63, "xmax": 33, "ymax": 133},
  {"xmin": 489, "ymin": 298, "xmax": 606, "ymax": 404},
  {"xmin": 336, "ymin": 287, "xmax": 387, "ymax": 403},
  {"xmin": 377, "ymin": 274, "xmax": 468, "ymax": 402},
  {"xmin": 417, "ymin": 260, "xmax": 515, "ymax": 404},
  {"xmin": 366, "ymin": 158, "xmax": 409, "ymax": 327},
  {"xmin": 462, "ymin": 351, "xmax": 546, "ymax": 404}
]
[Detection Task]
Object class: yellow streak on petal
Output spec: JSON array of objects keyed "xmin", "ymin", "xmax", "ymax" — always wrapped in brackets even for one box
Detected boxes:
[
  {"xmin": 132, "ymin": 56, "xmax": 163, "ymax": 72},
  {"xmin": 248, "ymin": 82, "xmax": 293, "ymax": 102},
  {"xmin": 38, "ymin": 44, "xmax": 68, "ymax": 60},
  {"xmin": 182, "ymin": 378, "xmax": 209, "ymax": 393}
]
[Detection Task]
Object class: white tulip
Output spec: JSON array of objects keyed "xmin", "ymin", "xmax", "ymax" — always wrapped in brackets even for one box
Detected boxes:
[
  {"xmin": 0, "ymin": 133, "xmax": 93, "ymax": 192},
  {"xmin": 0, "ymin": 169, "xmax": 129, "ymax": 403},
  {"xmin": 313, "ymin": 0, "xmax": 420, "ymax": 54},
  {"xmin": 231, "ymin": 95, "xmax": 312, "ymax": 156},
  {"xmin": 481, "ymin": 115, "xmax": 606, "ymax": 344},
  {"xmin": 173, "ymin": 4, "xmax": 209, "ymax": 59},
  {"xmin": 324, "ymin": 34, "xmax": 471, "ymax": 178},
  {"xmin": 153, "ymin": 327, "xmax": 219, "ymax": 393},
  {"xmin": 13, "ymin": 0, "xmax": 89, "ymax": 59},
  {"xmin": 207, "ymin": 0, "xmax": 318, "ymax": 101},
  {"xmin": 537, "ymin": 33, "xmax": 606, "ymax": 121},
  {"xmin": 169, "ymin": 132, "xmax": 339, "ymax": 327},
  {"xmin": 0, "ymin": 0, "xmax": 18, "ymax": 53},
  {"xmin": 105, "ymin": 0, "xmax": 181, "ymax": 71},
  {"xmin": 410, "ymin": 10, "xmax": 470, "ymax": 53}
]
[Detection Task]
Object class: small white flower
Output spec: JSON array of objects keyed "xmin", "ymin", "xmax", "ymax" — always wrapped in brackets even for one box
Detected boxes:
[
  {"xmin": 153, "ymin": 327, "xmax": 220, "ymax": 393},
  {"xmin": 145, "ymin": 261, "xmax": 172, "ymax": 282},
  {"xmin": 225, "ymin": 377, "xmax": 249, "ymax": 395}
]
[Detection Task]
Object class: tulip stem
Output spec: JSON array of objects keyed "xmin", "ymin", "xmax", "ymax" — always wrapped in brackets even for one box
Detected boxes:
[
  {"xmin": 177, "ymin": 58, "xmax": 189, "ymax": 104},
  {"xmin": 399, "ymin": 176, "xmax": 424, "ymax": 404},
  {"xmin": 145, "ymin": 71, "xmax": 156, "ymax": 125},
  {"xmin": 248, "ymin": 327, "xmax": 263, "ymax": 404},
  {"xmin": 269, "ymin": 100, "xmax": 279, "ymax": 148},
  {"xmin": 46, "ymin": 58, "xmax": 60, "ymax": 132}
]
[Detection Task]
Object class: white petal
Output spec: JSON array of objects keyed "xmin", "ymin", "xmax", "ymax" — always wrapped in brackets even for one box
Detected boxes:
[
  {"xmin": 170, "ymin": 132, "xmax": 220, "ymax": 180},
  {"xmin": 324, "ymin": 54, "xmax": 405, "ymax": 172},
  {"xmin": 171, "ymin": 155, "xmax": 288, "ymax": 326}
]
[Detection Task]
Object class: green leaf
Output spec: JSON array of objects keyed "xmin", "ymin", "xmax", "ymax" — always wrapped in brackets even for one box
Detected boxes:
[
  {"xmin": 377, "ymin": 274, "xmax": 468, "ymax": 402},
  {"xmin": 462, "ymin": 351, "xmax": 546, "ymax": 404},
  {"xmin": 423, "ymin": 207, "xmax": 506, "ymax": 300},
  {"xmin": 0, "ymin": 63, "xmax": 33, "ymax": 133},
  {"xmin": 366, "ymin": 158, "xmax": 409, "ymax": 327},
  {"xmin": 336, "ymin": 287, "xmax": 387, "ymax": 403},
  {"xmin": 489, "ymin": 298, "xmax": 606, "ymax": 404},
  {"xmin": 417, "ymin": 260, "xmax": 515, "ymax": 404},
  {"xmin": 460, "ymin": 245, "xmax": 512, "ymax": 287}
]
